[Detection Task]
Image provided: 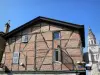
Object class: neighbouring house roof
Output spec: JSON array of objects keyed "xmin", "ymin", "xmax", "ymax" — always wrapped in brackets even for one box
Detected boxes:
[
  {"xmin": 0, "ymin": 32, "xmax": 5, "ymax": 36},
  {"xmin": 3, "ymin": 16, "xmax": 85, "ymax": 47}
]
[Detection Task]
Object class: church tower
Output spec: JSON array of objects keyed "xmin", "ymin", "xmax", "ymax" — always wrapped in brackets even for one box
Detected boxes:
[
  {"xmin": 88, "ymin": 27, "xmax": 100, "ymax": 75},
  {"xmin": 88, "ymin": 27, "xmax": 96, "ymax": 46}
]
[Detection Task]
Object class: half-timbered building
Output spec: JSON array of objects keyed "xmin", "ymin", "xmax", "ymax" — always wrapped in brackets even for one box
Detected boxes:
[{"xmin": 0, "ymin": 16, "xmax": 85, "ymax": 75}]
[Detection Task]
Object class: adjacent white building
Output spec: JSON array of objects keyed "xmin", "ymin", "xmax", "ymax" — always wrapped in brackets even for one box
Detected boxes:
[{"xmin": 88, "ymin": 27, "xmax": 100, "ymax": 75}]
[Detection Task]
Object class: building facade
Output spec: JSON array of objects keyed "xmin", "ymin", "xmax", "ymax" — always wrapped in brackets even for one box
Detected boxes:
[
  {"xmin": 0, "ymin": 16, "xmax": 85, "ymax": 75},
  {"xmin": 88, "ymin": 27, "xmax": 100, "ymax": 75}
]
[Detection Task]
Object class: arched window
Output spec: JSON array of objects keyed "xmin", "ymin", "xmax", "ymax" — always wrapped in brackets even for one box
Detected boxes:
[
  {"xmin": 93, "ymin": 54, "xmax": 98, "ymax": 61},
  {"xmin": 91, "ymin": 40, "xmax": 93, "ymax": 44}
]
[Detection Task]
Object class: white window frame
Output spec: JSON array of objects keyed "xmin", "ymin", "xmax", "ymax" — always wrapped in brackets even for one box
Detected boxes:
[
  {"xmin": 22, "ymin": 35, "xmax": 28, "ymax": 43},
  {"xmin": 54, "ymin": 48, "xmax": 61, "ymax": 63},
  {"xmin": 13, "ymin": 52, "xmax": 19, "ymax": 64}
]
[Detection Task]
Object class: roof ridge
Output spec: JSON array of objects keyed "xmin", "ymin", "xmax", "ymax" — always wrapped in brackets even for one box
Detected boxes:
[{"xmin": 38, "ymin": 16, "xmax": 83, "ymax": 26}]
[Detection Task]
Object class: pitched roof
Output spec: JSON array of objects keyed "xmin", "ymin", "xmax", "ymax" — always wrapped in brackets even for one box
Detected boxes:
[
  {"xmin": 0, "ymin": 31, "xmax": 5, "ymax": 36},
  {"xmin": 3, "ymin": 16, "xmax": 85, "ymax": 47}
]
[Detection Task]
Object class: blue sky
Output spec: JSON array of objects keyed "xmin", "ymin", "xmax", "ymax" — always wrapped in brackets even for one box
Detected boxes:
[{"xmin": 0, "ymin": 0, "xmax": 100, "ymax": 52}]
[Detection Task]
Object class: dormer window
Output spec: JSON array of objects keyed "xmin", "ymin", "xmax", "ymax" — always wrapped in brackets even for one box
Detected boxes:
[{"xmin": 22, "ymin": 35, "xmax": 28, "ymax": 43}]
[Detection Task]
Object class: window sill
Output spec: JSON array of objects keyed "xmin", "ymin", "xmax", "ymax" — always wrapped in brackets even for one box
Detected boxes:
[{"xmin": 54, "ymin": 61, "xmax": 61, "ymax": 64}]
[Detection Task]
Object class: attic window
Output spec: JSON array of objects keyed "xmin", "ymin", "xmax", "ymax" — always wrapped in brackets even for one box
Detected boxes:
[
  {"xmin": 53, "ymin": 32, "xmax": 60, "ymax": 40},
  {"xmin": 22, "ymin": 35, "xmax": 28, "ymax": 43}
]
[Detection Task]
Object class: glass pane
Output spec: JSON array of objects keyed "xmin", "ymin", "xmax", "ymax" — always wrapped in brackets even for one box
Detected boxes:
[
  {"xmin": 13, "ymin": 52, "xmax": 19, "ymax": 57},
  {"xmin": 13, "ymin": 57, "xmax": 19, "ymax": 64},
  {"xmin": 22, "ymin": 35, "xmax": 28, "ymax": 43},
  {"xmin": 53, "ymin": 32, "xmax": 60, "ymax": 39},
  {"xmin": 55, "ymin": 50, "xmax": 58, "ymax": 61},
  {"xmin": 13, "ymin": 52, "xmax": 19, "ymax": 64}
]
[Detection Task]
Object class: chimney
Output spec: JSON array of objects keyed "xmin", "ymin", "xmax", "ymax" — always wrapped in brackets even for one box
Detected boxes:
[{"xmin": 4, "ymin": 20, "xmax": 10, "ymax": 33}]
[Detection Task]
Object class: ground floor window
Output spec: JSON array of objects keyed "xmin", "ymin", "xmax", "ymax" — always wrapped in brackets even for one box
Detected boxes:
[{"xmin": 54, "ymin": 49, "xmax": 61, "ymax": 62}]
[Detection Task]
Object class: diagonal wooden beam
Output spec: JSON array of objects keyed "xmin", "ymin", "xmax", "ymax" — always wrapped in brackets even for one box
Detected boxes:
[
  {"xmin": 38, "ymin": 50, "xmax": 50, "ymax": 70},
  {"xmin": 63, "ymin": 60, "xmax": 72, "ymax": 70},
  {"xmin": 21, "ymin": 34, "xmax": 34, "ymax": 51},
  {"xmin": 61, "ymin": 49, "xmax": 73, "ymax": 70},
  {"xmin": 64, "ymin": 31, "xmax": 74, "ymax": 47},
  {"xmin": 63, "ymin": 31, "xmax": 74, "ymax": 68},
  {"xmin": 19, "ymin": 34, "xmax": 34, "ymax": 70},
  {"xmin": 40, "ymin": 32, "xmax": 50, "ymax": 50},
  {"xmin": 65, "ymin": 49, "xmax": 77, "ymax": 70},
  {"xmin": 62, "ymin": 50, "xmax": 73, "ymax": 63},
  {"xmin": 19, "ymin": 34, "xmax": 34, "ymax": 58},
  {"xmin": 38, "ymin": 32, "xmax": 51, "ymax": 70},
  {"xmin": 63, "ymin": 63, "xmax": 71, "ymax": 71},
  {"xmin": 63, "ymin": 31, "xmax": 77, "ymax": 70}
]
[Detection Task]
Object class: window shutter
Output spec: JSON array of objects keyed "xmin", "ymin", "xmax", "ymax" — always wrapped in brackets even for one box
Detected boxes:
[
  {"xmin": 13, "ymin": 52, "xmax": 19, "ymax": 64},
  {"xmin": 22, "ymin": 35, "xmax": 28, "ymax": 43}
]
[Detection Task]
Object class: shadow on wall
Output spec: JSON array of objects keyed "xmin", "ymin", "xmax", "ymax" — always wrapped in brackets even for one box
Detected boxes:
[
  {"xmin": 61, "ymin": 50, "xmax": 74, "ymax": 70},
  {"xmin": 83, "ymin": 52, "xmax": 89, "ymax": 64}
]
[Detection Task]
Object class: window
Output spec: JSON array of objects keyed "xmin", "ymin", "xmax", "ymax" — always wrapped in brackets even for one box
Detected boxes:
[
  {"xmin": 94, "ymin": 54, "xmax": 98, "ymax": 61},
  {"xmin": 91, "ymin": 40, "xmax": 93, "ymax": 44},
  {"xmin": 53, "ymin": 32, "xmax": 60, "ymax": 40},
  {"xmin": 54, "ymin": 49, "xmax": 61, "ymax": 62},
  {"xmin": 13, "ymin": 52, "xmax": 19, "ymax": 64},
  {"xmin": 12, "ymin": 37, "xmax": 16, "ymax": 42},
  {"xmin": 22, "ymin": 35, "xmax": 28, "ymax": 43},
  {"xmin": 91, "ymin": 54, "xmax": 98, "ymax": 62},
  {"xmin": 55, "ymin": 50, "xmax": 59, "ymax": 61}
]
